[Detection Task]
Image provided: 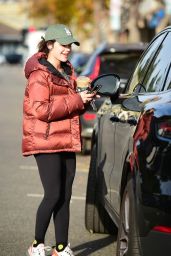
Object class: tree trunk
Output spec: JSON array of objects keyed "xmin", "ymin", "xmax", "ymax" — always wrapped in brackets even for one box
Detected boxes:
[{"xmin": 127, "ymin": 0, "xmax": 141, "ymax": 42}]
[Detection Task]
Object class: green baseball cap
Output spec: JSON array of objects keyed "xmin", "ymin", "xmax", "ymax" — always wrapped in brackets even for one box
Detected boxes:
[{"xmin": 44, "ymin": 24, "xmax": 80, "ymax": 46}]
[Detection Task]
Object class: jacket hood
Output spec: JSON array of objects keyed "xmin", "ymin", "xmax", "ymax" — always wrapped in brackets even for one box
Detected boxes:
[
  {"xmin": 24, "ymin": 52, "xmax": 47, "ymax": 79},
  {"xmin": 24, "ymin": 52, "xmax": 73, "ymax": 79}
]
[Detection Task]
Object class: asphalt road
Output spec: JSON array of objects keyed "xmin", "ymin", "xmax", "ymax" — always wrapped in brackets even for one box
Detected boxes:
[{"xmin": 0, "ymin": 64, "xmax": 116, "ymax": 256}]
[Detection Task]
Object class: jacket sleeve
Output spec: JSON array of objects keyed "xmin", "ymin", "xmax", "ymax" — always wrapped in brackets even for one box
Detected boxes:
[{"xmin": 27, "ymin": 71, "xmax": 84, "ymax": 122}]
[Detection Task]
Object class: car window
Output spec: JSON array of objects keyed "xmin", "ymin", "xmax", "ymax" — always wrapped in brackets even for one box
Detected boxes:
[
  {"xmin": 143, "ymin": 32, "xmax": 171, "ymax": 92},
  {"xmin": 126, "ymin": 32, "xmax": 166, "ymax": 93},
  {"xmin": 163, "ymin": 33, "xmax": 171, "ymax": 91},
  {"xmin": 164, "ymin": 65, "xmax": 171, "ymax": 90},
  {"xmin": 81, "ymin": 43, "xmax": 106, "ymax": 76},
  {"xmin": 80, "ymin": 53, "xmax": 97, "ymax": 76},
  {"xmin": 99, "ymin": 52, "xmax": 143, "ymax": 79}
]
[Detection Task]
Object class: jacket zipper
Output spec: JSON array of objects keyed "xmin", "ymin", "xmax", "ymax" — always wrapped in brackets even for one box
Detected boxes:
[{"xmin": 45, "ymin": 123, "xmax": 50, "ymax": 139}]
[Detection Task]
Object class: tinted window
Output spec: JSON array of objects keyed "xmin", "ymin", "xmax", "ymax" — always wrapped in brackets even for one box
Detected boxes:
[
  {"xmin": 163, "ymin": 33, "xmax": 171, "ymax": 91},
  {"xmin": 164, "ymin": 66, "xmax": 171, "ymax": 90},
  {"xmin": 99, "ymin": 52, "xmax": 143, "ymax": 79},
  {"xmin": 127, "ymin": 32, "xmax": 166, "ymax": 93},
  {"xmin": 143, "ymin": 32, "xmax": 171, "ymax": 92}
]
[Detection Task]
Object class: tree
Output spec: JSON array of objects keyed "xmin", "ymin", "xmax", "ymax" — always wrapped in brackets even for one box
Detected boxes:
[
  {"xmin": 27, "ymin": 0, "xmax": 110, "ymax": 45},
  {"xmin": 28, "ymin": 0, "xmax": 92, "ymax": 30}
]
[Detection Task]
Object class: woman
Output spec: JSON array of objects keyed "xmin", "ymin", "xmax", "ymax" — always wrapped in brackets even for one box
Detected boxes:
[{"xmin": 22, "ymin": 24, "xmax": 95, "ymax": 256}]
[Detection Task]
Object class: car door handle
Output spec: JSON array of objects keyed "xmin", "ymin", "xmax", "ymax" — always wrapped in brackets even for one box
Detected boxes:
[
  {"xmin": 110, "ymin": 115, "xmax": 120, "ymax": 122},
  {"xmin": 110, "ymin": 115, "xmax": 137, "ymax": 125},
  {"xmin": 127, "ymin": 117, "xmax": 137, "ymax": 125}
]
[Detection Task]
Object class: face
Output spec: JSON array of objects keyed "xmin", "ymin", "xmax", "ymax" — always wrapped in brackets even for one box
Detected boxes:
[{"xmin": 47, "ymin": 41, "xmax": 72, "ymax": 63}]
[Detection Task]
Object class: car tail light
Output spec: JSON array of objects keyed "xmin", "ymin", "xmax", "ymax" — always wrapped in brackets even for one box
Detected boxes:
[
  {"xmin": 83, "ymin": 112, "xmax": 97, "ymax": 121},
  {"xmin": 89, "ymin": 56, "xmax": 101, "ymax": 80},
  {"xmin": 157, "ymin": 120, "xmax": 171, "ymax": 139},
  {"xmin": 153, "ymin": 226, "xmax": 171, "ymax": 234}
]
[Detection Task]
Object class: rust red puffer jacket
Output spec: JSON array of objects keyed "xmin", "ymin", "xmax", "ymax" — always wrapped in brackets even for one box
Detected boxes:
[{"xmin": 22, "ymin": 52, "xmax": 84, "ymax": 156}]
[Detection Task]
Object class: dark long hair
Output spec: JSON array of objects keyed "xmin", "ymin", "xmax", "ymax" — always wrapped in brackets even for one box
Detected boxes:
[{"xmin": 37, "ymin": 38, "xmax": 55, "ymax": 54}]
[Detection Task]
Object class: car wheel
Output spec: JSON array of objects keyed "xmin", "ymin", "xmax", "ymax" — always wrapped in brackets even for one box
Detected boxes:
[
  {"xmin": 82, "ymin": 138, "xmax": 91, "ymax": 155},
  {"xmin": 82, "ymin": 138, "xmax": 88, "ymax": 155},
  {"xmin": 85, "ymin": 143, "xmax": 117, "ymax": 234},
  {"xmin": 116, "ymin": 179, "xmax": 140, "ymax": 256}
]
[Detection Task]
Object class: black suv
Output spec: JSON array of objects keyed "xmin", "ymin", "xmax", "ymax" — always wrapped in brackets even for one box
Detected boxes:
[{"xmin": 85, "ymin": 26, "xmax": 171, "ymax": 256}]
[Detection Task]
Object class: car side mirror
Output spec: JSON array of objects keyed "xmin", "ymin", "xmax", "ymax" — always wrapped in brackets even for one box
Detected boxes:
[
  {"xmin": 90, "ymin": 73, "xmax": 120, "ymax": 96},
  {"xmin": 122, "ymin": 84, "xmax": 146, "ymax": 112},
  {"xmin": 122, "ymin": 96, "xmax": 142, "ymax": 112}
]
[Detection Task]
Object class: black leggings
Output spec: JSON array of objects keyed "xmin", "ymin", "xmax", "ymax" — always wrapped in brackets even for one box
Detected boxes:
[{"xmin": 34, "ymin": 152, "xmax": 76, "ymax": 245}]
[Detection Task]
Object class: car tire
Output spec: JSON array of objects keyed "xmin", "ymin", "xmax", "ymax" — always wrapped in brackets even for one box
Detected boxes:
[
  {"xmin": 85, "ymin": 143, "xmax": 117, "ymax": 234},
  {"xmin": 82, "ymin": 138, "xmax": 88, "ymax": 155},
  {"xmin": 82, "ymin": 138, "xmax": 91, "ymax": 155},
  {"xmin": 116, "ymin": 179, "xmax": 141, "ymax": 256}
]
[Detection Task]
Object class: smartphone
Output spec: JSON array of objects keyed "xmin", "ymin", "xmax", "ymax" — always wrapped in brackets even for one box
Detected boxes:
[{"xmin": 87, "ymin": 84, "xmax": 102, "ymax": 94}]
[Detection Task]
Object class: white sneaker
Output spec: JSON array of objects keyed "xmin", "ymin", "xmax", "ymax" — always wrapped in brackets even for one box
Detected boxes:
[
  {"xmin": 51, "ymin": 243, "xmax": 74, "ymax": 256},
  {"xmin": 27, "ymin": 243, "xmax": 45, "ymax": 256}
]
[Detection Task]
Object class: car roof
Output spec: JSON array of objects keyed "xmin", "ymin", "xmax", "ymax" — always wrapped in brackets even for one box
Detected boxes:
[{"xmin": 98, "ymin": 42, "xmax": 147, "ymax": 54}]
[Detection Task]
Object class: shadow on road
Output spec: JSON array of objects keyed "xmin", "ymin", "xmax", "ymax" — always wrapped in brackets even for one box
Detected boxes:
[
  {"xmin": 73, "ymin": 235, "xmax": 117, "ymax": 255},
  {"xmin": 45, "ymin": 235, "xmax": 116, "ymax": 256}
]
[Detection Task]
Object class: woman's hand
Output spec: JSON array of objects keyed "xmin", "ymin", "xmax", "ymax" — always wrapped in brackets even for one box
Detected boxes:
[{"xmin": 79, "ymin": 90, "xmax": 96, "ymax": 104}]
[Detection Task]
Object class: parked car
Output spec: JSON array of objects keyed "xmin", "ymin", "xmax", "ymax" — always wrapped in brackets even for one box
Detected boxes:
[
  {"xmin": 85, "ymin": 26, "xmax": 171, "ymax": 256},
  {"xmin": 0, "ymin": 53, "xmax": 6, "ymax": 64},
  {"xmin": 80, "ymin": 42, "xmax": 146, "ymax": 154},
  {"xmin": 69, "ymin": 51, "xmax": 90, "ymax": 76},
  {"xmin": 80, "ymin": 42, "xmax": 147, "ymax": 87},
  {"xmin": 5, "ymin": 52, "xmax": 23, "ymax": 64}
]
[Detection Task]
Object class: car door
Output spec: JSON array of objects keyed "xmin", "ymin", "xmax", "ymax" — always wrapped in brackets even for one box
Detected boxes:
[
  {"xmin": 108, "ymin": 31, "xmax": 171, "ymax": 214},
  {"xmin": 97, "ymin": 100, "xmax": 117, "ymax": 204}
]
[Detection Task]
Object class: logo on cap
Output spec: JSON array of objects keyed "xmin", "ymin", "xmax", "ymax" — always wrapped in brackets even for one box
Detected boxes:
[{"xmin": 64, "ymin": 27, "xmax": 72, "ymax": 36}]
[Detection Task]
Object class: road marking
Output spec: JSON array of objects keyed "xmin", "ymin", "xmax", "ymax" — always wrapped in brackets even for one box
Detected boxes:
[{"xmin": 27, "ymin": 193, "xmax": 85, "ymax": 200}]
